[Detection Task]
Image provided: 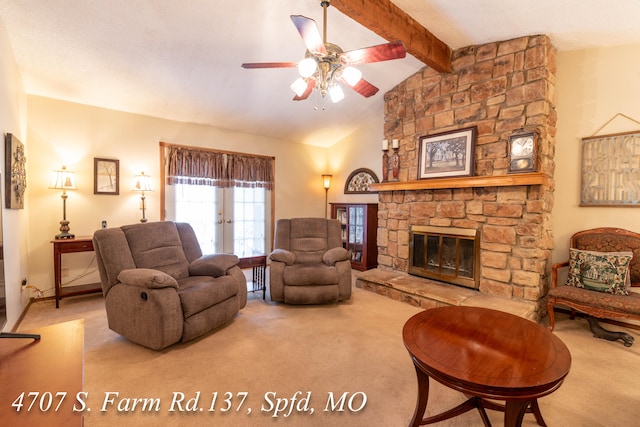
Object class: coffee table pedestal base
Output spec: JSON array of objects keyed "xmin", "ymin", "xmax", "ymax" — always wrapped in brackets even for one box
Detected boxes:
[{"xmin": 409, "ymin": 360, "xmax": 548, "ymax": 427}]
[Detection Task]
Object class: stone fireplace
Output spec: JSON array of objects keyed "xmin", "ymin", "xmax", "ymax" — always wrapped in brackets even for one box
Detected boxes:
[{"xmin": 356, "ymin": 35, "xmax": 556, "ymax": 320}]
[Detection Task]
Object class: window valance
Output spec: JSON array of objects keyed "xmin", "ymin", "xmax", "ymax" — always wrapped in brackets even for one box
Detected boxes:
[{"xmin": 165, "ymin": 145, "xmax": 274, "ymax": 190}]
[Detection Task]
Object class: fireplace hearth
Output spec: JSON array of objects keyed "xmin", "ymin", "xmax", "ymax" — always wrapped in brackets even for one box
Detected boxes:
[{"xmin": 409, "ymin": 226, "xmax": 479, "ymax": 289}]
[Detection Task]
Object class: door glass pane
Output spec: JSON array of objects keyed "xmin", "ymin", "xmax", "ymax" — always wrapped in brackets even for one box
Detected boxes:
[
  {"xmin": 459, "ymin": 238, "xmax": 475, "ymax": 278},
  {"xmin": 426, "ymin": 236, "xmax": 439, "ymax": 272},
  {"xmin": 442, "ymin": 237, "xmax": 456, "ymax": 275},
  {"xmin": 356, "ymin": 207, "xmax": 364, "ymax": 225},
  {"xmin": 175, "ymin": 183, "xmax": 217, "ymax": 254},
  {"xmin": 412, "ymin": 234, "xmax": 425, "ymax": 269},
  {"xmin": 233, "ymin": 187, "xmax": 266, "ymax": 256}
]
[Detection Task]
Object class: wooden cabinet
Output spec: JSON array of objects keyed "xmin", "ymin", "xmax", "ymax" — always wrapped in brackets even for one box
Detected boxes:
[{"xmin": 330, "ymin": 203, "xmax": 378, "ymax": 271}]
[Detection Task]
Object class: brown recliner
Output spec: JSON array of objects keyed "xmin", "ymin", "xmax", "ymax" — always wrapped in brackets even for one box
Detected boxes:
[
  {"xmin": 93, "ymin": 221, "xmax": 247, "ymax": 350},
  {"xmin": 269, "ymin": 218, "xmax": 352, "ymax": 304}
]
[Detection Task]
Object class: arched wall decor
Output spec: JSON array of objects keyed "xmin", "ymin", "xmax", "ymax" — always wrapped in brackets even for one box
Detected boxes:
[{"xmin": 344, "ymin": 168, "xmax": 379, "ymax": 194}]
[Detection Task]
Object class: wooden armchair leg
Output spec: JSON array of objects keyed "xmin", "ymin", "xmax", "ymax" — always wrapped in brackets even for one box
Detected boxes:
[{"xmin": 546, "ymin": 299, "xmax": 556, "ymax": 331}]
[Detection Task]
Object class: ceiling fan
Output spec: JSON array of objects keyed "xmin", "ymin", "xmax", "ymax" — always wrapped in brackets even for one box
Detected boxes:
[{"xmin": 241, "ymin": 0, "xmax": 407, "ymax": 103}]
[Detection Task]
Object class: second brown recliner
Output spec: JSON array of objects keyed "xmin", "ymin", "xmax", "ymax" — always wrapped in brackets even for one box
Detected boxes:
[{"xmin": 269, "ymin": 218, "xmax": 352, "ymax": 304}]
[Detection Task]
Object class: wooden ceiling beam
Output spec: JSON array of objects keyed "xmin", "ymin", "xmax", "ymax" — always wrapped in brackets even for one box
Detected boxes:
[{"xmin": 330, "ymin": 0, "xmax": 451, "ymax": 73}]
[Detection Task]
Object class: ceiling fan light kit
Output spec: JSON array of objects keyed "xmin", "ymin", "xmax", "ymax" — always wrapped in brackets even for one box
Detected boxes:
[
  {"xmin": 328, "ymin": 84, "xmax": 345, "ymax": 103},
  {"xmin": 242, "ymin": 0, "xmax": 407, "ymax": 104},
  {"xmin": 341, "ymin": 66, "xmax": 362, "ymax": 86},
  {"xmin": 297, "ymin": 57, "xmax": 318, "ymax": 77},
  {"xmin": 290, "ymin": 77, "xmax": 309, "ymax": 97}
]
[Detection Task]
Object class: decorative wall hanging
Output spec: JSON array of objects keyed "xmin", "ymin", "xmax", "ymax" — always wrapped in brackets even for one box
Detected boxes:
[
  {"xmin": 418, "ymin": 126, "xmax": 476, "ymax": 179},
  {"xmin": 4, "ymin": 133, "xmax": 27, "ymax": 209},
  {"xmin": 344, "ymin": 168, "xmax": 379, "ymax": 194},
  {"xmin": 581, "ymin": 129, "xmax": 640, "ymax": 206},
  {"xmin": 94, "ymin": 158, "xmax": 119, "ymax": 195}
]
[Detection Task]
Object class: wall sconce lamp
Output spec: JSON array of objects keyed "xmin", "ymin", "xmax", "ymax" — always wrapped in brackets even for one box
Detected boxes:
[
  {"xmin": 133, "ymin": 172, "xmax": 153, "ymax": 223},
  {"xmin": 48, "ymin": 166, "xmax": 77, "ymax": 239},
  {"xmin": 322, "ymin": 174, "xmax": 332, "ymax": 219}
]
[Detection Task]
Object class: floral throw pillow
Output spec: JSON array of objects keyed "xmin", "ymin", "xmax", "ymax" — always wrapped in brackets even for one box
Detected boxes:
[{"xmin": 566, "ymin": 249, "xmax": 633, "ymax": 295}]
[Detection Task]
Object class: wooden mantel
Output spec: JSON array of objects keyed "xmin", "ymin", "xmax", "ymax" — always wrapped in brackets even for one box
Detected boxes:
[{"xmin": 369, "ymin": 172, "xmax": 551, "ymax": 192}]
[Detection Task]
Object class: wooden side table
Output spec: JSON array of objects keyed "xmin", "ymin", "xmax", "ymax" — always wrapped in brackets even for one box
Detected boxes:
[
  {"xmin": 0, "ymin": 319, "xmax": 84, "ymax": 426},
  {"xmin": 238, "ymin": 254, "xmax": 267, "ymax": 299},
  {"xmin": 403, "ymin": 306, "xmax": 571, "ymax": 427},
  {"xmin": 52, "ymin": 237, "xmax": 102, "ymax": 308}
]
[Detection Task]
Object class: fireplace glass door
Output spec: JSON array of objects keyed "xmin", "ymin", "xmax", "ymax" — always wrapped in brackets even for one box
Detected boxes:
[{"xmin": 409, "ymin": 226, "xmax": 479, "ymax": 289}]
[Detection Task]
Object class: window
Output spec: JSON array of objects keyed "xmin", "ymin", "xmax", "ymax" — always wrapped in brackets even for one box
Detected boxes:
[{"xmin": 161, "ymin": 143, "xmax": 274, "ymax": 256}]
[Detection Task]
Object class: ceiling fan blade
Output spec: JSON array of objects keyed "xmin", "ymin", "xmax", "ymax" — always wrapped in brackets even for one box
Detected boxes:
[
  {"xmin": 290, "ymin": 15, "xmax": 327, "ymax": 56},
  {"xmin": 339, "ymin": 76, "xmax": 379, "ymax": 98},
  {"xmin": 241, "ymin": 62, "xmax": 298, "ymax": 69},
  {"xmin": 341, "ymin": 41, "xmax": 407, "ymax": 65},
  {"xmin": 293, "ymin": 79, "xmax": 316, "ymax": 101}
]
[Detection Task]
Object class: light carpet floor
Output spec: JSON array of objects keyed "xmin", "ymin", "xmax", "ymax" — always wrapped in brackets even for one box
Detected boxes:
[{"xmin": 17, "ymin": 284, "xmax": 640, "ymax": 427}]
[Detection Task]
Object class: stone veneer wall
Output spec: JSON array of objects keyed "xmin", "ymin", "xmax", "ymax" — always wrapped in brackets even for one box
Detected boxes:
[{"xmin": 378, "ymin": 35, "xmax": 557, "ymax": 316}]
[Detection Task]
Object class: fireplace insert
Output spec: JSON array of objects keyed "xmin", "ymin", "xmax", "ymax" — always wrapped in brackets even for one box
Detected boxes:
[{"xmin": 409, "ymin": 226, "xmax": 480, "ymax": 289}]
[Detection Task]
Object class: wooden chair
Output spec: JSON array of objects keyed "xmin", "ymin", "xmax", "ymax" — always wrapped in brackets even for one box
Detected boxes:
[{"xmin": 547, "ymin": 227, "xmax": 640, "ymax": 346}]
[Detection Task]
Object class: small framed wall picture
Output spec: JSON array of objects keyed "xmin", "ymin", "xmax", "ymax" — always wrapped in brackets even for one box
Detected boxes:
[
  {"xmin": 94, "ymin": 158, "xmax": 119, "ymax": 195},
  {"xmin": 508, "ymin": 129, "xmax": 537, "ymax": 173}
]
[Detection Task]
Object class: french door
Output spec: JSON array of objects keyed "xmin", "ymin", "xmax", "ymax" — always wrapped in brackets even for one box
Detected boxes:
[{"xmin": 168, "ymin": 183, "xmax": 269, "ymax": 256}]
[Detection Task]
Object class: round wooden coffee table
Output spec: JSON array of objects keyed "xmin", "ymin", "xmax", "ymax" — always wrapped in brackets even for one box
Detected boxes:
[{"xmin": 403, "ymin": 306, "xmax": 571, "ymax": 427}]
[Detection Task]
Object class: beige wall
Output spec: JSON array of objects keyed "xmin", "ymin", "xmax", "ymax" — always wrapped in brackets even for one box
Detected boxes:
[
  {"xmin": 26, "ymin": 96, "xmax": 334, "ymax": 298},
  {"xmin": 0, "ymin": 19, "xmax": 30, "ymax": 330},
  {"xmin": 553, "ymin": 43, "xmax": 640, "ymax": 263},
  {"xmin": 327, "ymin": 111, "xmax": 382, "ymax": 206}
]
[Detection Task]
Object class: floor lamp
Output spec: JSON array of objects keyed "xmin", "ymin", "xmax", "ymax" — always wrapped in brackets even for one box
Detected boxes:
[
  {"xmin": 322, "ymin": 174, "xmax": 332, "ymax": 218},
  {"xmin": 49, "ymin": 166, "xmax": 77, "ymax": 239},
  {"xmin": 133, "ymin": 172, "xmax": 153, "ymax": 223}
]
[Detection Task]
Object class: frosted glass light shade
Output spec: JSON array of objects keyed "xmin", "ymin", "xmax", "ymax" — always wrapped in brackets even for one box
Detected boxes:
[
  {"xmin": 290, "ymin": 78, "xmax": 308, "ymax": 96},
  {"xmin": 342, "ymin": 66, "xmax": 362, "ymax": 86},
  {"xmin": 322, "ymin": 174, "xmax": 332, "ymax": 189},
  {"xmin": 297, "ymin": 57, "xmax": 318, "ymax": 78},
  {"xmin": 329, "ymin": 85, "xmax": 345, "ymax": 103}
]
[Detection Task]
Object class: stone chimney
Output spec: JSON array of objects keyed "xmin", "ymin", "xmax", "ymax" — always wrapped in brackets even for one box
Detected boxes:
[{"xmin": 371, "ymin": 35, "xmax": 557, "ymax": 319}]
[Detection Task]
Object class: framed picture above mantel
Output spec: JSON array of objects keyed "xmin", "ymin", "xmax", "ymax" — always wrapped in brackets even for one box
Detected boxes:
[{"xmin": 418, "ymin": 126, "xmax": 476, "ymax": 180}]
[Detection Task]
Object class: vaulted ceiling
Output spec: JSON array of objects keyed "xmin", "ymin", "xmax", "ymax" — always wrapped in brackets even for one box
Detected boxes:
[{"xmin": 1, "ymin": 0, "xmax": 639, "ymax": 146}]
